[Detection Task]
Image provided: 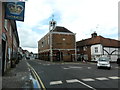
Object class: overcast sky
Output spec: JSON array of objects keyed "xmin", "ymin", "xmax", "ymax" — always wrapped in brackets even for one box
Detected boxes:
[{"xmin": 17, "ymin": 0, "xmax": 119, "ymax": 53}]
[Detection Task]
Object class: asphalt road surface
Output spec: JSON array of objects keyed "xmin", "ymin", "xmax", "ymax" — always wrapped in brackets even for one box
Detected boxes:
[{"xmin": 27, "ymin": 59, "xmax": 120, "ymax": 89}]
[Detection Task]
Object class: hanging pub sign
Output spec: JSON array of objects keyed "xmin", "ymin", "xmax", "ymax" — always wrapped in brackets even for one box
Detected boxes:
[{"xmin": 5, "ymin": 2, "xmax": 25, "ymax": 21}]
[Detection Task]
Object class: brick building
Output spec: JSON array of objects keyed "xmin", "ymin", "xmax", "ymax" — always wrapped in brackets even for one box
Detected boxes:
[
  {"xmin": 1, "ymin": 2, "xmax": 20, "ymax": 75},
  {"xmin": 38, "ymin": 19, "xmax": 76, "ymax": 62},
  {"xmin": 76, "ymin": 32, "xmax": 120, "ymax": 62}
]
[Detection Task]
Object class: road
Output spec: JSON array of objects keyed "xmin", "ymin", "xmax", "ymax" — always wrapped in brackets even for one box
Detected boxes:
[{"xmin": 27, "ymin": 59, "xmax": 119, "ymax": 89}]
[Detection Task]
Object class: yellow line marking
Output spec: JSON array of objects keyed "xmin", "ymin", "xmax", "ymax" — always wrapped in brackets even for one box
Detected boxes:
[
  {"xmin": 27, "ymin": 62, "xmax": 46, "ymax": 90},
  {"xmin": 31, "ymin": 70, "xmax": 41, "ymax": 88}
]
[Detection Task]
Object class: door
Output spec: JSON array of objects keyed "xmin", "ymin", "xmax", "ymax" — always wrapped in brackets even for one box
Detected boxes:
[{"xmin": 2, "ymin": 40, "xmax": 6, "ymax": 76}]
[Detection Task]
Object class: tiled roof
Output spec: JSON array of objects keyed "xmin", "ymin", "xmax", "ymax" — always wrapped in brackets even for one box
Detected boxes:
[
  {"xmin": 52, "ymin": 26, "xmax": 73, "ymax": 33},
  {"xmin": 77, "ymin": 36, "xmax": 120, "ymax": 47}
]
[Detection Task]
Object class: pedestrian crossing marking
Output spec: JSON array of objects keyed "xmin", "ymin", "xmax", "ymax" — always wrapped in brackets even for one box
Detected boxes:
[
  {"xmin": 50, "ymin": 76, "xmax": 120, "ymax": 86},
  {"xmin": 50, "ymin": 81, "xmax": 62, "ymax": 85},
  {"xmin": 109, "ymin": 76, "xmax": 120, "ymax": 79},
  {"xmin": 66, "ymin": 79, "xmax": 80, "ymax": 83},
  {"xmin": 82, "ymin": 78, "xmax": 95, "ymax": 81},
  {"xmin": 96, "ymin": 77, "xmax": 109, "ymax": 80}
]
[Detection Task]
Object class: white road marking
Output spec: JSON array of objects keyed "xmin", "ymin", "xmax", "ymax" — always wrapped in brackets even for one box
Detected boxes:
[
  {"xmin": 115, "ymin": 67, "xmax": 119, "ymax": 69},
  {"xmin": 109, "ymin": 76, "xmax": 120, "ymax": 79},
  {"xmin": 66, "ymin": 79, "xmax": 80, "ymax": 83},
  {"xmin": 50, "ymin": 81, "xmax": 62, "ymax": 85},
  {"xmin": 69, "ymin": 66, "xmax": 82, "ymax": 69},
  {"xmin": 96, "ymin": 77, "xmax": 109, "ymax": 80},
  {"xmin": 66, "ymin": 79, "xmax": 96, "ymax": 90},
  {"xmin": 78, "ymin": 80, "xmax": 96, "ymax": 90},
  {"xmin": 82, "ymin": 78, "xmax": 95, "ymax": 81},
  {"xmin": 46, "ymin": 64, "xmax": 50, "ymax": 65},
  {"xmin": 63, "ymin": 66, "xmax": 82, "ymax": 69},
  {"xmin": 63, "ymin": 68, "xmax": 70, "ymax": 69},
  {"xmin": 43, "ymin": 64, "xmax": 50, "ymax": 66},
  {"xmin": 88, "ymin": 67, "xmax": 91, "ymax": 69}
]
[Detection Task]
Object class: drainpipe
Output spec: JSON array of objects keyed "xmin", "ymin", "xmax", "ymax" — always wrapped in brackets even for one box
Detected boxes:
[
  {"xmin": 74, "ymin": 33, "xmax": 77, "ymax": 62},
  {"xmin": 49, "ymin": 21, "xmax": 52, "ymax": 62},
  {"xmin": 11, "ymin": 26, "xmax": 13, "ymax": 68}
]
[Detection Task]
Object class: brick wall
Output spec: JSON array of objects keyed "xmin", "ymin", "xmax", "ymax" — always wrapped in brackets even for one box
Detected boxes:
[{"xmin": 52, "ymin": 34, "xmax": 75, "ymax": 49}]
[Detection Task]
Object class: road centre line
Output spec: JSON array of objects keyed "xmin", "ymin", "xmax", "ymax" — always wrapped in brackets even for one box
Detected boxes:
[
  {"xmin": 63, "ymin": 67, "xmax": 70, "ymax": 69},
  {"xmin": 69, "ymin": 66, "xmax": 82, "ymax": 69},
  {"xmin": 87, "ymin": 67, "xmax": 91, "ymax": 69}
]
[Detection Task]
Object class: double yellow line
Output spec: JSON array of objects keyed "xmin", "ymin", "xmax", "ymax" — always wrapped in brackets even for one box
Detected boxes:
[{"xmin": 27, "ymin": 62, "xmax": 46, "ymax": 90}]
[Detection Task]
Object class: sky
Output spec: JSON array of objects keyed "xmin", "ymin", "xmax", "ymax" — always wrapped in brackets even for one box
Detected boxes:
[{"xmin": 17, "ymin": 0, "xmax": 119, "ymax": 53}]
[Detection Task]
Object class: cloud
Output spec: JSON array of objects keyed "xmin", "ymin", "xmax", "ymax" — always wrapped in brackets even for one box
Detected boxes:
[
  {"xmin": 17, "ymin": 27, "xmax": 42, "ymax": 49},
  {"xmin": 22, "ymin": 0, "xmax": 53, "ymax": 27},
  {"xmin": 17, "ymin": 0, "xmax": 119, "ymax": 53}
]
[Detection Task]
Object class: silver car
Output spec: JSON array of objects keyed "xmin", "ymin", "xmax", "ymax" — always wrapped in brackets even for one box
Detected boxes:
[{"xmin": 97, "ymin": 57, "xmax": 111, "ymax": 70}]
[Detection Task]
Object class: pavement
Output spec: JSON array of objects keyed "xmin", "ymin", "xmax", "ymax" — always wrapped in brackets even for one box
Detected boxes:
[{"xmin": 2, "ymin": 59, "xmax": 33, "ymax": 89}]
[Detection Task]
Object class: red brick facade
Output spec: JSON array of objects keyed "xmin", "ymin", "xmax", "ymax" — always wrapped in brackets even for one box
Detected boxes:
[
  {"xmin": 1, "ymin": 2, "xmax": 19, "ymax": 75},
  {"xmin": 38, "ymin": 26, "xmax": 76, "ymax": 62}
]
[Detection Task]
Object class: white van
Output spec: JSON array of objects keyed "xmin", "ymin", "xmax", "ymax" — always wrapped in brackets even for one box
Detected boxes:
[{"xmin": 97, "ymin": 57, "xmax": 111, "ymax": 70}]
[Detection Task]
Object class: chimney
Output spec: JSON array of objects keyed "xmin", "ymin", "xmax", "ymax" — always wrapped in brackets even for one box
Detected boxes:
[{"xmin": 91, "ymin": 31, "xmax": 97, "ymax": 38}]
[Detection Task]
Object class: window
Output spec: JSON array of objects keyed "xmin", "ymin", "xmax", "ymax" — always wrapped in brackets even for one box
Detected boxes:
[
  {"xmin": 4, "ymin": 19, "xmax": 8, "ymax": 31},
  {"xmin": 42, "ymin": 42, "xmax": 44, "ymax": 47},
  {"xmin": 95, "ymin": 47, "xmax": 98, "ymax": 53},
  {"xmin": 8, "ymin": 48, "xmax": 11, "ymax": 60},
  {"xmin": 77, "ymin": 48, "xmax": 80, "ymax": 52},
  {"xmin": 63, "ymin": 38, "xmax": 66, "ymax": 41},
  {"xmin": 48, "ymin": 36, "xmax": 49, "ymax": 45},
  {"xmin": 83, "ymin": 46, "xmax": 87, "ymax": 51}
]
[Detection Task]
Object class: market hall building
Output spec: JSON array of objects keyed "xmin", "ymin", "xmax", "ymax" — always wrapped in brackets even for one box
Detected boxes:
[{"xmin": 38, "ymin": 19, "xmax": 76, "ymax": 62}]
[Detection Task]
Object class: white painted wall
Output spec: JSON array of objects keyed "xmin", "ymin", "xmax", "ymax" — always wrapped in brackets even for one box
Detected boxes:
[
  {"xmin": 91, "ymin": 44, "xmax": 103, "ymax": 55},
  {"xmin": 91, "ymin": 44, "xmax": 103, "ymax": 61},
  {"xmin": 91, "ymin": 44, "xmax": 118, "ymax": 62}
]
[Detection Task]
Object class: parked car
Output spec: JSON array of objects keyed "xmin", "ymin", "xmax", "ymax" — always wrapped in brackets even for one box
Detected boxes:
[
  {"xmin": 26, "ymin": 57, "xmax": 30, "ymax": 59},
  {"xmin": 97, "ymin": 57, "xmax": 111, "ymax": 70}
]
